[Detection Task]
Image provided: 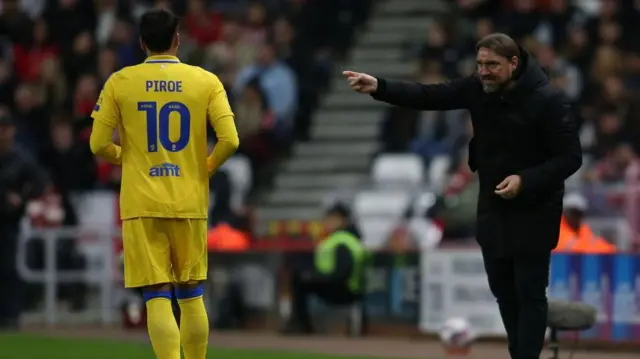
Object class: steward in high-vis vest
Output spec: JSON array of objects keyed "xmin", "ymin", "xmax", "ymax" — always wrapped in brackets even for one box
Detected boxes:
[
  {"xmin": 554, "ymin": 193, "xmax": 616, "ymax": 254},
  {"xmin": 281, "ymin": 203, "xmax": 367, "ymax": 335}
]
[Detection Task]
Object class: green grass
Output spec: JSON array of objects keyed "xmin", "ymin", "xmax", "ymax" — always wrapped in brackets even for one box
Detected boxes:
[{"xmin": 0, "ymin": 333, "xmax": 387, "ymax": 359}]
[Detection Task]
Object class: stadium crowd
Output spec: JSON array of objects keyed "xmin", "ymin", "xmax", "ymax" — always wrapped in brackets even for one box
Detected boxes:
[
  {"xmin": 0, "ymin": 0, "xmax": 372, "ymax": 222},
  {"xmin": 0, "ymin": 0, "xmax": 371, "ymax": 326},
  {"xmin": 380, "ymin": 0, "xmax": 640, "ymax": 239}
]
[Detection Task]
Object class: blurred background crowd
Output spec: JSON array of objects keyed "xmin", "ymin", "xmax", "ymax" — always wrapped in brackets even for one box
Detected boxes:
[
  {"xmin": 0, "ymin": 0, "xmax": 371, "ymax": 319},
  {"xmin": 379, "ymin": 0, "xmax": 640, "ymax": 240},
  {"xmin": 0, "ymin": 0, "xmax": 370, "ymax": 227},
  {"xmin": 1, "ymin": 0, "xmax": 640, "ymax": 324}
]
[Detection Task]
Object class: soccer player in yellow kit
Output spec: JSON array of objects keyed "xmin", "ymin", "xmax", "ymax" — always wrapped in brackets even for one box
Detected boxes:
[{"xmin": 89, "ymin": 8, "xmax": 239, "ymax": 359}]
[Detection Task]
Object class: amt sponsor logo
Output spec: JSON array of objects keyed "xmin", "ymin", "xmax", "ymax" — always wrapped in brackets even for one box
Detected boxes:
[{"xmin": 149, "ymin": 163, "xmax": 180, "ymax": 177}]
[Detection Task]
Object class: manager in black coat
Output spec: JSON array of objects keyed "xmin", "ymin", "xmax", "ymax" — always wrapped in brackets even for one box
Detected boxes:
[{"xmin": 343, "ymin": 33, "xmax": 582, "ymax": 359}]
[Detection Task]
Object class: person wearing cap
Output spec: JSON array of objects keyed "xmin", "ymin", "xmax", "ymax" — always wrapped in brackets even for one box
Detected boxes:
[
  {"xmin": 555, "ymin": 193, "xmax": 616, "ymax": 254},
  {"xmin": 281, "ymin": 203, "xmax": 367, "ymax": 334},
  {"xmin": 0, "ymin": 105, "xmax": 47, "ymax": 329}
]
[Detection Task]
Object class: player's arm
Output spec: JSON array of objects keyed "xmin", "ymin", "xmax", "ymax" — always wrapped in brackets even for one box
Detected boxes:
[
  {"xmin": 90, "ymin": 121, "xmax": 121, "ymax": 164},
  {"xmin": 90, "ymin": 76, "xmax": 122, "ymax": 165},
  {"xmin": 207, "ymin": 74, "xmax": 239, "ymax": 176}
]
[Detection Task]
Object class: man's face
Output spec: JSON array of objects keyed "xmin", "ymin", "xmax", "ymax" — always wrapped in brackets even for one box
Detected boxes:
[
  {"xmin": 613, "ymin": 145, "xmax": 634, "ymax": 168},
  {"xmin": 323, "ymin": 214, "xmax": 346, "ymax": 234},
  {"xmin": 257, "ymin": 44, "xmax": 275, "ymax": 66},
  {"xmin": 564, "ymin": 208, "xmax": 584, "ymax": 228},
  {"xmin": 477, "ymin": 47, "xmax": 517, "ymax": 93},
  {"xmin": 51, "ymin": 124, "xmax": 73, "ymax": 151}
]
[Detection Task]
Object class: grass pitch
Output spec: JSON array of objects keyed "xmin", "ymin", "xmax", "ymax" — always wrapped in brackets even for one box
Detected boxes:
[{"xmin": 0, "ymin": 333, "xmax": 407, "ymax": 359}]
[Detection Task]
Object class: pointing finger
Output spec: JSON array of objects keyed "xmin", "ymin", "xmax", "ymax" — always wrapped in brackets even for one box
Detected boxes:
[{"xmin": 342, "ymin": 70, "xmax": 358, "ymax": 78}]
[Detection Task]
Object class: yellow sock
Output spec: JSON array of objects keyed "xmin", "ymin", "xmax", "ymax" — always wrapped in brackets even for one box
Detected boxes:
[
  {"xmin": 145, "ymin": 294, "xmax": 181, "ymax": 359},
  {"xmin": 177, "ymin": 292, "xmax": 209, "ymax": 359}
]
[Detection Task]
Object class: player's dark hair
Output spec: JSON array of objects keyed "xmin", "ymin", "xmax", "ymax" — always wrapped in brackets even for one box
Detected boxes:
[
  {"xmin": 476, "ymin": 33, "xmax": 520, "ymax": 61},
  {"xmin": 139, "ymin": 8, "xmax": 179, "ymax": 53}
]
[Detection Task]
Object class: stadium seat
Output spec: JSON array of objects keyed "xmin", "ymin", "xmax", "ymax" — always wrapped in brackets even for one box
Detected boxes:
[
  {"xmin": 221, "ymin": 155, "xmax": 252, "ymax": 211},
  {"xmin": 353, "ymin": 190, "xmax": 412, "ymax": 217},
  {"xmin": 371, "ymin": 154, "xmax": 424, "ymax": 186},
  {"xmin": 356, "ymin": 217, "xmax": 399, "ymax": 249},
  {"xmin": 427, "ymin": 155, "xmax": 451, "ymax": 193},
  {"xmin": 353, "ymin": 190, "xmax": 412, "ymax": 248}
]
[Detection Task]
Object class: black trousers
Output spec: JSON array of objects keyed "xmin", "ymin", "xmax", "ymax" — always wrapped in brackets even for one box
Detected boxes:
[
  {"xmin": 290, "ymin": 271, "xmax": 359, "ymax": 329},
  {"xmin": 483, "ymin": 252, "xmax": 551, "ymax": 359},
  {"xmin": 0, "ymin": 226, "xmax": 21, "ymax": 327}
]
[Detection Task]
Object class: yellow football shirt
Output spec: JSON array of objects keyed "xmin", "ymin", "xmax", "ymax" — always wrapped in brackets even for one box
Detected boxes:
[{"xmin": 91, "ymin": 55, "xmax": 237, "ymax": 220}]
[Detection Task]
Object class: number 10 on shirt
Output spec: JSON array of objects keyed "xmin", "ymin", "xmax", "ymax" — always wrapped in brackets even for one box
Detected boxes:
[{"xmin": 138, "ymin": 101, "xmax": 191, "ymax": 152}]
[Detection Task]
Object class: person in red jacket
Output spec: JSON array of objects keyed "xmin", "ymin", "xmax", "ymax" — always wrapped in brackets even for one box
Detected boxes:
[
  {"xmin": 184, "ymin": 0, "xmax": 223, "ymax": 47},
  {"xmin": 12, "ymin": 20, "xmax": 58, "ymax": 82}
]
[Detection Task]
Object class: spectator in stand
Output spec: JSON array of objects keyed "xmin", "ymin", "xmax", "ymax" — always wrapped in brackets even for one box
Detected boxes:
[
  {"xmin": 410, "ymin": 21, "xmax": 460, "ymax": 78},
  {"xmin": 12, "ymin": 19, "xmax": 58, "ymax": 83},
  {"xmin": 43, "ymin": 0, "xmax": 96, "ymax": 52},
  {"xmin": 0, "ymin": 105, "xmax": 47, "ymax": 329},
  {"xmin": 560, "ymin": 24, "xmax": 592, "ymax": 73},
  {"xmin": 0, "ymin": 58, "xmax": 18, "ymax": 109},
  {"xmin": 0, "ymin": 0, "xmax": 37, "ymax": 45},
  {"xmin": 234, "ymin": 41, "xmax": 298, "ymax": 145},
  {"xmin": 96, "ymin": 47, "xmax": 119, "ymax": 86},
  {"xmin": 235, "ymin": 77, "xmax": 274, "ymax": 142},
  {"xmin": 41, "ymin": 115, "xmax": 96, "ymax": 193},
  {"xmin": 243, "ymin": 2, "xmax": 268, "ymax": 45},
  {"xmin": 586, "ymin": 142, "xmax": 638, "ymax": 184},
  {"xmin": 107, "ymin": 18, "xmax": 142, "ymax": 67},
  {"xmin": 409, "ymin": 64, "xmax": 468, "ymax": 171},
  {"xmin": 456, "ymin": 17, "xmax": 495, "ymax": 61},
  {"xmin": 535, "ymin": 43, "xmax": 583, "ymax": 101},
  {"xmin": 204, "ymin": 17, "xmax": 258, "ymax": 85},
  {"xmin": 378, "ymin": 104, "xmax": 419, "ymax": 154},
  {"xmin": 63, "ymin": 31, "xmax": 97, "ymax": 87},
  {"xmin": 498, "ymin": 0, "xmax": 540, "ymax": 41},
  {"xmin": 39, "ymin": 57, "xmax": 67, "ymax": 109},
  {"xmin": 184, "ymin": 0, "xmax": 223, "ymax": 47},
  {"xmin": 13, "ymin": 82, "xmax": 48, "ymax": 153},
  {"xmin": 235, "ymin": 77, "xmax": 278, "ymax": 172}
]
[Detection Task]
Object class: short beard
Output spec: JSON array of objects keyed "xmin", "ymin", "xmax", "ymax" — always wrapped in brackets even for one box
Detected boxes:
[
  {"xmin": 482, "ymin": 71, "xmax": 514, "ymax": 93},
  {"xmin": 482, "ymin": 83, "xmax": 502, "ymax": 93}
]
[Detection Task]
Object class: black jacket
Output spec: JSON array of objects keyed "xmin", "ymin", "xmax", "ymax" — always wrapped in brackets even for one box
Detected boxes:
[
  {"xmin": 372, "ymin": 49, "xmax": 582, "ymax": 257},
  {"xmin": 0, "ymin": 146, "xmax": 48, "ymax": 227}
]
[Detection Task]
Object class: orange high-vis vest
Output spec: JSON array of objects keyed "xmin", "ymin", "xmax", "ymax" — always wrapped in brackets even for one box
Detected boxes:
[
  {"xmin": 207, "ymin": 223, "xmax": 250, "ymax": 252},
  {"xmin": 554, "ymin": 216, "xmax": 616, "ymax": 254}
]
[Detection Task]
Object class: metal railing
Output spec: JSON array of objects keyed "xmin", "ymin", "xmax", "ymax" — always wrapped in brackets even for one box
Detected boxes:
[{"xmin": 16, "ymin": 226, "xmax": 118, "ymax": 326}]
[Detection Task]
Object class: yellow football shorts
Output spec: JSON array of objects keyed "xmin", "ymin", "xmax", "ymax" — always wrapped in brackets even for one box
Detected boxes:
[{"xmin": 121, "ymin": 217, "xmax": 208, "ymax": 288}]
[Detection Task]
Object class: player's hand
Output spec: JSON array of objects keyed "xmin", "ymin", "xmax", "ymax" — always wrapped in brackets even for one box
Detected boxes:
[
  {"xmin": 343, "ymin": 70, "xmax": 378, "ymax": 94},
  {"xmin": 494, "ymin": 175, "xmax": 522, "ymax": 199}
]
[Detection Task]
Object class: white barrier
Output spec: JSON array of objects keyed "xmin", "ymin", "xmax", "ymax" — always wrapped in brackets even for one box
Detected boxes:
[
  {"xmin": 16, "ymin": 226, "xmax": 118, "ymax": 326},
  {"xmin": 419, "ymin": 249, "xmax": 506, "ymax": 337}
]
